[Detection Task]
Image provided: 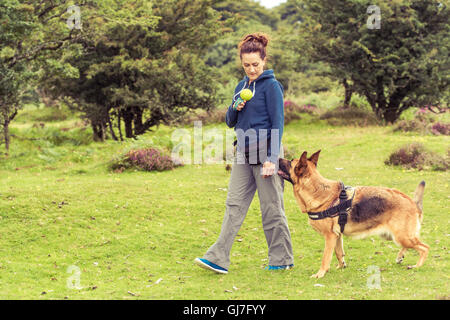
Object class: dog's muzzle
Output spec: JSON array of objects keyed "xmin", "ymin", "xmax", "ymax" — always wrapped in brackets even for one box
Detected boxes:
[{"xmin": 278, "ymin": 158, "xmax": 293, "ymax": 184}]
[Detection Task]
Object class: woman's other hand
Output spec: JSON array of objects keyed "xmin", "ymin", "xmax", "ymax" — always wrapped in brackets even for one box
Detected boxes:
[{"xmin": 262, "ymin": 161, "xmax": 275, "ymax": 178}]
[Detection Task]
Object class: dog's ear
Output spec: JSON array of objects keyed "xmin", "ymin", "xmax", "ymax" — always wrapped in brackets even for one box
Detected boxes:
[
  {"xmin": 308, "ymin": 150, "xmax": 321, "ymax": 167},
  {"xmin": 294, "ymin": 151, "xmax": 308, "ymax": 175}
]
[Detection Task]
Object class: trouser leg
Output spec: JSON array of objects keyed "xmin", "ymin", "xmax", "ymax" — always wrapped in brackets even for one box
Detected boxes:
[
  {"xmin": 253, "ymin": 147, "xmax": 294, "ymax": 266},
  {"xmin": 203, "ymin": 160, "xmax": 256, "ymax": 269}
]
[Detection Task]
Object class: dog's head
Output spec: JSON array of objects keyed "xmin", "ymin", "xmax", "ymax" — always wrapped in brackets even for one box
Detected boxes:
[{"xmin": 278, "ymin": 150, "xmax": 321, "ymax": 186}]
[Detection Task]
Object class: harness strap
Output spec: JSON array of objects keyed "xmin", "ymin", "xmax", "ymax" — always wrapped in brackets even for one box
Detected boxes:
[{"xmin": 307, "ymin": 182, "xmax": 354, "ymax": 233}]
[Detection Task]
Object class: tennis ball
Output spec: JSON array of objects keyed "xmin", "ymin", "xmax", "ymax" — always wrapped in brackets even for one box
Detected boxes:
[{"xmin": 240, "ymin": 89, "xmax": 253, "ymax": 101}]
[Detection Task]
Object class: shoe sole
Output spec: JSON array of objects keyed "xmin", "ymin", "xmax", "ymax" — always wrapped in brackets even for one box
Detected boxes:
[{"xmin": 194, "ymin": 258, "xmax": 228, "ymax": 274}]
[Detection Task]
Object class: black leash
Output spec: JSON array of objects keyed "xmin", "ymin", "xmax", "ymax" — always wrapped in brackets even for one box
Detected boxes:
[{"xmin": 307, "ymin": 182, "xmax": 353, "ymax": 233}]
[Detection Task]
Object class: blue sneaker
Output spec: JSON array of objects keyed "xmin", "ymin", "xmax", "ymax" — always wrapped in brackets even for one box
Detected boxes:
[
  {"xmin": 194, "ymin": 258, "xmax": 228, "ymax": 274},
  {"xmin": 265, "ymin": 264, "xmax": 294, "ymax": 270}
]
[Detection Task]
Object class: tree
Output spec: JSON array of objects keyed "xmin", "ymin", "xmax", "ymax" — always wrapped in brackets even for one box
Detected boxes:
[
  {"xmin": 299, "ymin": 0, "xmax": 449, "ymax": 123},
  {"xmin": 43, "ymin": 0, "xmax": 225, "ymax": 141},
  {"xmin": 0, "ymin": 0, "xmax": 83, "ymax": 155},
  {"xmin": 214, "ymin": 0, "xmax": 279, "ymax": 30}
]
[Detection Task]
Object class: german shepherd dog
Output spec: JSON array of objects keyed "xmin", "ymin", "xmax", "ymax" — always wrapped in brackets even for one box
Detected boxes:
[{"xmin": 278, "ymin": 150, "xmax": 429, "ymax": 278}]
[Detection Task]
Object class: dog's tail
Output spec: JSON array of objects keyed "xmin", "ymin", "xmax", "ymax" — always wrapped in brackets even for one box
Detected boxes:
[{"xmin": 414, "ymin": 181, "xmax": 426, "ymax": 218}]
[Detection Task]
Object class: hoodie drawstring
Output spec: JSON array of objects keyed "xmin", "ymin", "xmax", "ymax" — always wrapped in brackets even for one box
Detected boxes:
[{"xmin": 233, "ymin": 80, "xmax": 256, "ymax": 103}]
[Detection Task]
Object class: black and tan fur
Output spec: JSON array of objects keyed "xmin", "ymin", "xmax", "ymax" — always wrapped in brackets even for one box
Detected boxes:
[{"xmin": 278, "ymin": 150, "xmax": 429, "ymax": 278}]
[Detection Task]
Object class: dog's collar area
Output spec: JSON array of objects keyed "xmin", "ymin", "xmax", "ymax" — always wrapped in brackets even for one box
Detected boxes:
[{"xmin": 307, "ymin": 182, "xmax": 354, "ymax": 233}]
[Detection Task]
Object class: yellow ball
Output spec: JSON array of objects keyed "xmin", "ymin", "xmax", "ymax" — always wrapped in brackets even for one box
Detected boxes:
[{"xmin": 240, "ymin": 89, "xmax": 253, "ymax": 101}]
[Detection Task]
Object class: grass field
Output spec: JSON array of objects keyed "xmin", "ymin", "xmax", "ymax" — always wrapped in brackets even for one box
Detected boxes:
[{"xmin": 0, "ymin": 107, "xmax": 448, "ymax": 300}]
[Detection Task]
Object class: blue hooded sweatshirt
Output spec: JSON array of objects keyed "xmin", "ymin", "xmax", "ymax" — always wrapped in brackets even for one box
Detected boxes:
[{"xmin": 225, "ymin": 69, "xmax": 284, "ymax": 164}]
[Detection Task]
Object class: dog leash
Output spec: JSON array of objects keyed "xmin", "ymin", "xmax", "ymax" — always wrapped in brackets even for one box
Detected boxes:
[{"xmin": 307, "ymin": 182, "xmax": 354, "ymax": 233}]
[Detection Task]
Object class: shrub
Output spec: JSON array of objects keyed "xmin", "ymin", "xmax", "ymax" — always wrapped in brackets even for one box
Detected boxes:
[
  {"xmin": 109, "ymin": 147, "xmax": 182, "ymax": 172},
  {"xmin": 283, "ymin": 100, "xmax": 321, "ymax": 124},
  {"xmin": 385, "ymin": 143, "xmax": 448, "ymax": 171},
  {"xmin": 284, "ymin": 100, "xmax": 318, "ymax": 114},
  {"xmin": 319, "ymin": 106, "xmax": 379, "ymax": 127},
  {"xmin": 284, "ymin": 101, "xmax": 302, "ymax": 125},
  {"xmin": 430, "ymin": 122, "xmax": 450, "ymax": 136},
  {"xmin": 394, "ymin": 108, "xmax": 449, "ymax": 135}
]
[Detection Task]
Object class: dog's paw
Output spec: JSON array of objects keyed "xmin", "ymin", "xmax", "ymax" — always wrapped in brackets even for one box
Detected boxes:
[
  {"xmin": 336, "ymin": 262, "xmax": 347, "ymax": 269},
  {"xmin": 311, "ymin": 270, "xmax": 326, "ymax": 278},
  {"xmin": 396, "ymin": 257, "xmax": 404, "ymax": 264},
  {"xmin": 407, "ymin": 265, "xmax": 416, "ymax": 270}
]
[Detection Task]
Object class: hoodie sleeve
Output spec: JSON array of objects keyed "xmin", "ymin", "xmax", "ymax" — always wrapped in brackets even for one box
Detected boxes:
[
  {"xmin": 225, "ymin": 103, "xmax": 238, "ymax": 128},
  {"xmin": 225, "ymin": 82, "xmax": 242, "ymax": 128},
  {"xmin": 265, "ymin": 80, "xmax": 284, "ymax": 164}
]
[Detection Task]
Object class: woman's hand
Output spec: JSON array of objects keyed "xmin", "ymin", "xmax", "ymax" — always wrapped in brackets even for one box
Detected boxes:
[
  {"xmin": 262, "ymin": 161, "xmax": 276, "ymax": 178},
  {"xmin": 236, "ymin": 101, "xmax": 246, "ymax": 111}
]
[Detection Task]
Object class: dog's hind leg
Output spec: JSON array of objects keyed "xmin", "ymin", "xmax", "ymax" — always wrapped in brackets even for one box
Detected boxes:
[
  {"xmin": 408, "ymin": 240, "xmax": 429, "ymax": 269},
  {"xmin": 396, "ymin": 248, "xmax": 407, "ymax": 264},
  {"xmin": 311, "ymin": 234, "xmax": 338, "ymax": 278},
  {"xmin": 397, "ymin": 237, "xmax": 429, "ymax": 269},
  {"xmin": 334, "ymin": 235, "xmax": 346, "ymax": 269}
]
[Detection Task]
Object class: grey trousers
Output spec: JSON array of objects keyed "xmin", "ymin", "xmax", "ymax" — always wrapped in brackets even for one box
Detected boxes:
[{"xmin": 203, "ymin": 147, "xmax": 294, "ymax": 269}]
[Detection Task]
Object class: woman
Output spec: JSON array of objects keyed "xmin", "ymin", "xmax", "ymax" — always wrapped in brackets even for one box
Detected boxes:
[{"xmin": 195, "ymin": 33, "xmax": 294, "ymax": 274}]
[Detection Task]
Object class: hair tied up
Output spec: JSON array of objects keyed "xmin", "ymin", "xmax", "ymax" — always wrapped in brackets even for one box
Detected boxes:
[
  {"xmin": 239, "ymin": 32, "xmax": 270, "ymax": 60},
  {"xmin": 243, "ymin": 33, "xmax": 269, "ymax": 47}
]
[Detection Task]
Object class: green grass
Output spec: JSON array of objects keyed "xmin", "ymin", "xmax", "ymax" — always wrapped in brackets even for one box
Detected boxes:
[{"xmin": 0, "ymin": 108, "xmax": 449, "ymax": 300}]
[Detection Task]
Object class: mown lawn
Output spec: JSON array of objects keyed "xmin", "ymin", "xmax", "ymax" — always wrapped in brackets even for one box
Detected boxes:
[{"xmin": 0, "ymin": 114, "xmax": 448, "ymax": 300}]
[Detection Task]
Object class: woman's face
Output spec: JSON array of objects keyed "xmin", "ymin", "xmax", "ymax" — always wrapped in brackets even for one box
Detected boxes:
[{"xmin": 241, "ymin": 52, "xmax": 266, "ymax": 83}]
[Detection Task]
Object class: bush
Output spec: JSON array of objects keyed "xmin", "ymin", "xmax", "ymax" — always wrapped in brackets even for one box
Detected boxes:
[
  {"xmin": 430, "ymin": 122, "xmax": 450, "ymax": 135},
  {"xmin": 109, "ymin": 147, "xmax": 182, "ymax": 172},
  {"xmin": 385, "ymin": 143, "xmax": 449, "ymax": 171},
  {"xmin": 284, "ymin": 100, "xmax": 318, "ymax": 114},
  {"xmin": 283, "ymin": 100, "xmax": 321, "ymax": 124},
  {"xmin": 394, "ymin": 119, "xmax": 429, "ymax": 134},
  {"xmin": 394, "ymin": 108, "xmax": 449, "ymax": 135},
  {"xmin": 319, "ymin": 106, "xmax": 380, "ymax": 127}
]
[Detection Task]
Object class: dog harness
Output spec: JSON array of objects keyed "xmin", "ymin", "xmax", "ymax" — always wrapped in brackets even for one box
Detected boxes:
[{"xmin": 307, "ymin": 182, "xmax": 355, "ymax": 233}]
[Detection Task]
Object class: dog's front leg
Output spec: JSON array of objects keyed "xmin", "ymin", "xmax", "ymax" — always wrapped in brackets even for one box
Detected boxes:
[
  {"xmin": 334, "ymin": 235, "xmax": 346, "ymax": 269},
  {"xmin": 311, "ymin": 234, "xmax": 338, "ymax": 278}
]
